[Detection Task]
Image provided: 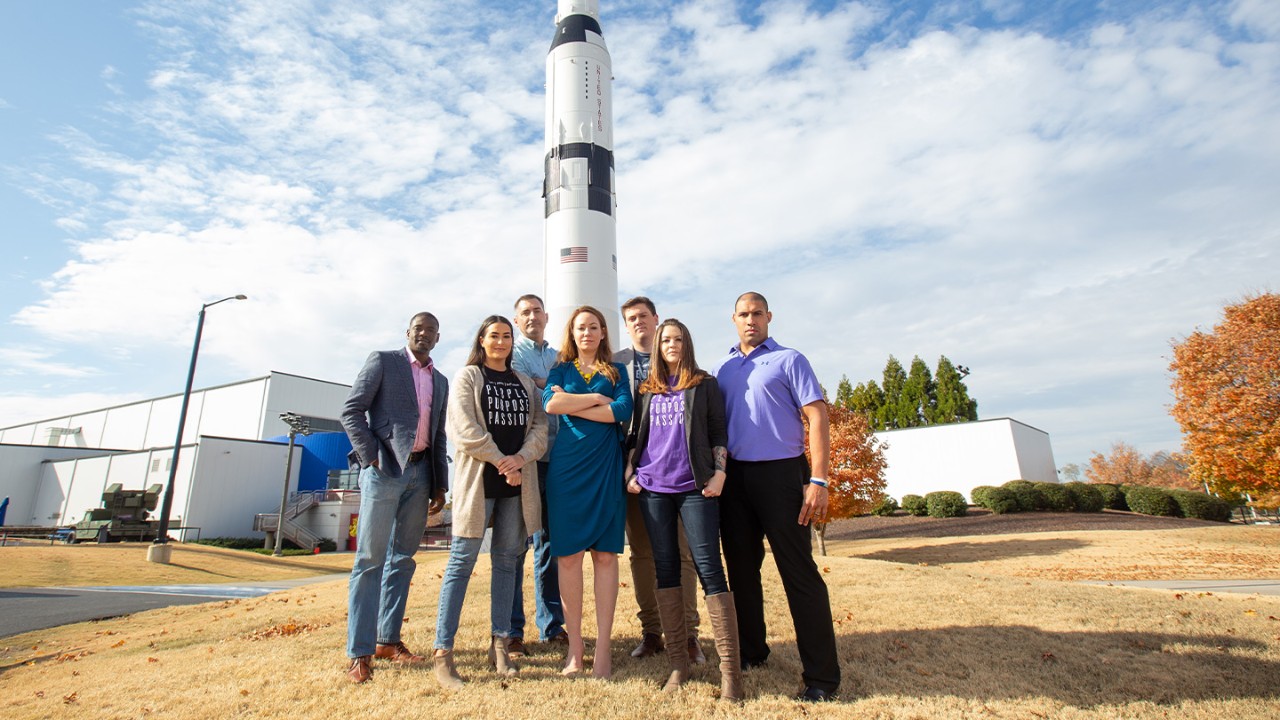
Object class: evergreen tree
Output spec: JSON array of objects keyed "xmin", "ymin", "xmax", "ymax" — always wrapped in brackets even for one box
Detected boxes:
[
  {"xmin": 902, "ymin": 356, "xmax": 935, "ymax": 427},
  {"xmin": 844, "ymin": 354, "xmax": 978, "ymax": 430},
  {"xmin": 835, "ymin": 375, "xmax": 854, "ymax": 408},
  {"xmin": 877, "ymin": 355, "xmax": 909, "ymax": 429},
  {"xmin": 850, "ymin": 380, "xmax": 886, "ymax": 429},
  {"xmin": 933, "ymin": 355, "xmax": 978, "ymax": 423}
]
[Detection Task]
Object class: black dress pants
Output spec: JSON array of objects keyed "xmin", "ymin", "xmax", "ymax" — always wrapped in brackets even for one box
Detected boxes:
[{"xmin": 719, "ymin": 455, "xmax": 841, "ymax": 693}]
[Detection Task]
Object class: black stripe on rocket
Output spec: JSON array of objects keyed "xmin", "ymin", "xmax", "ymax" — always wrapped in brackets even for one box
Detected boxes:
[
  {"xmin": 543, "ymin": 143, "xmax": 614, "ymax": 218},
  {"xmin": 549, "ymin": 14, "xmax": 603, "ymax": 51}
]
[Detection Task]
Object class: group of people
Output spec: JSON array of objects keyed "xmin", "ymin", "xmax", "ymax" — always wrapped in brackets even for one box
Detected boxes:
[{"xmin": 339, "ymin": 292, "xmax": 841, "ymax": 702}]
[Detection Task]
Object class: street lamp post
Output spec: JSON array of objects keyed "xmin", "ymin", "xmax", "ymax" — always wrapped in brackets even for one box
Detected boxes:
[
  {"xmin": 147, "ymin": 294, "xmax": 247, "ymax": 565},
  {"xmin": 274, "ymin": 412, "xmax": 312, "ymax": 556}
]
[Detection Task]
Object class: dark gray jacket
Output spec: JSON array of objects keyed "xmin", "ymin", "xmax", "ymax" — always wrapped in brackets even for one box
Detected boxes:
[
  {"xmin": 342, "ymin": 349, "xmax": 449, "ymax": 494},
  {"xmin": 627, "ymin": 376, "xmax": 728, "ymax": 490}
]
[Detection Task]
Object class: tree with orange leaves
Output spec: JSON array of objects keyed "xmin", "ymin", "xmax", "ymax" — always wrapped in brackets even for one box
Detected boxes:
[
  {"xmin": 1086, "ymin": 442, "xmax": 1198, "ymax": 491},
  {"xmin": 1170, "ymin": 293, "xmax": 1280, "ymax": 497},
  {"xmin": 805, "ymin": 403, "xmax": 888, "ymax": 555}
]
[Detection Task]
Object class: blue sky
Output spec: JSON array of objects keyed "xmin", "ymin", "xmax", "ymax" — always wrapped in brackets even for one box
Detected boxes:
[{"xmin": 1, "ymin": 0, "xmax": 1277, "ymax": 471}]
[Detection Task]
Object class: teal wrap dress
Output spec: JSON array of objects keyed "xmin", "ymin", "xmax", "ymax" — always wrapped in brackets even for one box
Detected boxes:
[{"xmin": 543, "ymin": 361, "xmax": 633, "ymax": 556}]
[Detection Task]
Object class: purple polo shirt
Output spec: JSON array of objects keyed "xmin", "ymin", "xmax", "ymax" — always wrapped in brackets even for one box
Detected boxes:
[{"xmin": 712, "ymin": 337, "xmax": 824, "ymax": 462}]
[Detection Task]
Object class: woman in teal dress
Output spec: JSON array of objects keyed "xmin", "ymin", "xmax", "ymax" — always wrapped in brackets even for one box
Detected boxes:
[{"xmin": 543, "ymin": 305, "xmax": 633, "ymax": 679}]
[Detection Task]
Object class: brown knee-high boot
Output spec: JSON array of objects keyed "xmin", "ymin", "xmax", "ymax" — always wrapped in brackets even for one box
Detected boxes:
[
  {"xmin": 705, "ymin": 591, "xmax": 744, "ymax": 702},
  {"xmin": 655, "ymin": 587, "xmax": 690, "ymax": 692}
]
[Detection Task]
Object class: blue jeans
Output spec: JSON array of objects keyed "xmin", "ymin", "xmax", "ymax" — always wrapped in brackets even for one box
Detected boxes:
[
  {"xmin": 637, "ymin": 489, "xmax": 728, "ymax": 595},
  {"xmin": 347, "ymin": 459, "xmax": 432, "ymax": 658},
  {"xmin": 434, "ymin": 495, "xmax": 527, "ymax": 650},
  {"xmin": 511, "ymin": 461, "xmax": 564, "ymax": 640}
]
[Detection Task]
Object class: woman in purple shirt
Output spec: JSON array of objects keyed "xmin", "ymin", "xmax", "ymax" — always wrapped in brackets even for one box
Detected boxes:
[{"xmin": 625, "ymin": 319, "xmax": 743, "ymax": 702}]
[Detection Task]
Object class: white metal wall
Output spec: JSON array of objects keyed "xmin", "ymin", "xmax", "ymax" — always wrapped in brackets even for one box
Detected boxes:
[
  {"xmin": 1011, "ymin": 421, "xmax": 1059, "ymax": 485},
  {"xmin": 876, "ymin": 418, "xmax": 1058, "ymax": 502},
  {"xmin": 0, "ymin": 445, "xmax": 111, "ymax": 525},
  {"xmin": 37, "ymin": 448, "xmax": 192, "ymax": 527},
  {"xmin": 259, "ymin": 373, "xmax": 350, "ymax": 438},
  {"xmin": 0, "ymin": 375, "xmax": 347, "ymax": 450},
  {"xmin": 183, "ymin": 437, "xmax": 298, "ymax": 540}
]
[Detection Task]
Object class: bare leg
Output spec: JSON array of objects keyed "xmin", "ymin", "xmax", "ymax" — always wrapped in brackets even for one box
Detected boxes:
[
  {"xmin": 591, "ymin": 550, "xmax": 619, "ymax": 679},
  {"xmin": 558, "ymin": 551, "xmax": 586, "ymax": 675}
]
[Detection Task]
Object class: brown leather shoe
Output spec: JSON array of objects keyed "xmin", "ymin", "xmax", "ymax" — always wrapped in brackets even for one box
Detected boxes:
[
  {"xmin": 630, "ymin": 632, "xmax": 665, "ymax": 658},
  {"xmin": 688, "ymin": 635, "xmax": 707, "ymax": 665},
  {"xmin": 547, "ymin": 630, "xmax": 570, "ymax": 646},
  {"xmin": 374, "ymin": 641, "xmax": 428, "ymax": 665},
  {"xmin": 346, "ymin": 656, "xmax": 373, "ymax": 684},
  {"xmin": 506, "ymin": 636, "xmax": 528, "ymax": 658}
]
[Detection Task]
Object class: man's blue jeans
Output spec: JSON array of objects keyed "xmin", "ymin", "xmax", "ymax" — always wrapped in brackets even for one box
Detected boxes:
[
  {"xmin": 637, "ymin": 488, "xmax": 728, "ymax": 595},
  {"xmin": 510, "ymin": 461, "xmax": 564, "ymax": 640},
  {"xmin": 434, "ymin": 495, "xmax": 527, "ymax": 650},
  {"xmin": 346, "ymin": 459, "xmax": 432, "ymax": 658}
]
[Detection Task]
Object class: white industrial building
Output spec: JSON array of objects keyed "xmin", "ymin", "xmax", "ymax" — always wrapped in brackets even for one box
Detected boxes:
[
  {"xmin": 1, "ymin": 372, "xmax": 1059, "ymax": 539},
  {"xmin": 875, "ymin": 418, "xmax": 1058, "ymax": 502},
  {"xmin": 0, "ymin": 372, "xmax": 351, "ymax": 540}
]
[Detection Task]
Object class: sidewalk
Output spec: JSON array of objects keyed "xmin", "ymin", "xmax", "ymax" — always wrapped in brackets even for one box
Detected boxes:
[{"xmin": 1083, "ymin": 579, "xmax": 1280, "ymax": 597}]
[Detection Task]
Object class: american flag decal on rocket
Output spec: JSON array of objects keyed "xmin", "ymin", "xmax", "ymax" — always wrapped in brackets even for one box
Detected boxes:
[{"xmin": 560, "ymin": 247, "xmax": 589, "ymax": 263}]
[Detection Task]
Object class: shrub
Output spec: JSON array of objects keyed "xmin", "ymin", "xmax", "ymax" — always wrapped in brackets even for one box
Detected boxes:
[
  {"xmin": 1171, "ymin": 490, "xmax": 1233, "ymax": 522},
  {"xmin": 1063, "ymin": 482, "xmax": 1105, "ymax": 513},
  {"xmin": 871, "ymin": 495, "xmax": 899, "ymax": 516},
  {"xmin": 970, "ymin": 485, "xmax": 998, "ymax": 508},
  {"xmin": 901, "ymin": 494, "xmax": 928, "ymax": 516},
  {"xmin": 316, "ymin": 537, "xmax": 338, "ymax": 553},
  {"xmin": 984, "ymin": 488, "xmax": 1019, "ymax": 515},
  {"xmin": 194, "ymin": 537, "xmax": 268, "ymax": 550},
  {"xmin": 1034, "ymin": 482, "xmax": 1075, "ymax": 512},
  {"xmin": 247, "ymin": 548, "xmax": 315, "ymax": 556},
  {"xmin": 1093, "ymin": 483, "xmax": 1128, "ymax": 511},
  {"xmin": 925, "ymin": 491, "xmax": 969, "ymax": 518},
  {"xmin": 1123, "ymin": 485, "xmax": 1180, "ymax": 517},
  {"xmin": 1002, "ymin": 480, "xmax": 1045, "ymax": 512}
]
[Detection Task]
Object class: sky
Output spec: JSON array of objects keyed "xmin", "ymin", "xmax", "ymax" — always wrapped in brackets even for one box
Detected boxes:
[{"xmin": 0, "ymin": 0, "xmax": 1276, "ymax": 471}]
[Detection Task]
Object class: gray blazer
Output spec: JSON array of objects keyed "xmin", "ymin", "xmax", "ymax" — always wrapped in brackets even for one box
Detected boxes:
[
  {"xmin": 342, "ymin": 349, "xmax": 450, "ymax": 493},
  {"xmin": 614, "ymin": 346, "xmax": 643, "ymax": 435}
]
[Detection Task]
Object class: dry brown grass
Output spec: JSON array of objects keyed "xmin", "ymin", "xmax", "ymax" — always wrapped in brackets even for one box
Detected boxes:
[
  {"xmin": 836, "ymin": 525, "xmax": 1280, "ymax": 581},
  {"xmin": 0, "ymin": 543, "xmax": 353, "ymax": 588},
  {"xmin": 2, "ymin": 527, "xmax": 1278, "ymax": 719}
]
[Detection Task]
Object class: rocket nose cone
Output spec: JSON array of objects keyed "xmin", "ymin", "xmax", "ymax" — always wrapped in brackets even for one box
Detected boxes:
[{"xmin": 557, "ymin": 0, "xmax": 600, "ymax": 23}]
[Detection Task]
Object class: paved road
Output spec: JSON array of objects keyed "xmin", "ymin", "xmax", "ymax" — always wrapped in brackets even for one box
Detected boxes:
[{"xmin": 0, "ymin": 574, "xmax": 348, "ymax": 639}]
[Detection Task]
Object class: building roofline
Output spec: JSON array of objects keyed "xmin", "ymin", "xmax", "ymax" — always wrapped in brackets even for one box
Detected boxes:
[
  {"xmin": 873, "ymin": 417, "xmax": 1050, "ymax": 437},
  {"xmin": 0, "ymin": 371, "xmax": 351, "ymax": 431}
]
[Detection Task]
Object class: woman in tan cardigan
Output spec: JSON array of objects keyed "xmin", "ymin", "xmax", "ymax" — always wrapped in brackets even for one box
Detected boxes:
[{"xmin": 431, "ymin": 315, "xmax": 547, "ymax": 689}]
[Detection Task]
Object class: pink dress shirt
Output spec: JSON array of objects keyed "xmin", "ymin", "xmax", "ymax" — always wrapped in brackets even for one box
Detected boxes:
[{"xmin": 407, "ymin": 348, "xmax": 434, "ymax": 452}]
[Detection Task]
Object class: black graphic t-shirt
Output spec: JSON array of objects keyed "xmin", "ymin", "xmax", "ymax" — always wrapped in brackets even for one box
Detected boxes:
[{"xmin": 482, "ymin": 366, "xmax": 529, "ymax": 499}]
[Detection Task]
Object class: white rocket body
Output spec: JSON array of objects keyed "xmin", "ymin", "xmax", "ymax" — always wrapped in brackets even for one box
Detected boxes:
[{"xmin": 543, "ymin": 0, "xmax": 619, "ymax": 349}]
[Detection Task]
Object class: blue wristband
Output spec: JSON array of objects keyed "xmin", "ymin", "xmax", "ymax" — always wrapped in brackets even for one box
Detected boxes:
[{"xmin": 809, "ymin": 477, "xmax": 828, "ymax": 487}]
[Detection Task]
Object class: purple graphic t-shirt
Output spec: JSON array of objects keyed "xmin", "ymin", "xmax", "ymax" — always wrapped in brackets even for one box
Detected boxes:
[{"xmin": 635, "ymin": 384, "xmax": 695, "ymax": 494}]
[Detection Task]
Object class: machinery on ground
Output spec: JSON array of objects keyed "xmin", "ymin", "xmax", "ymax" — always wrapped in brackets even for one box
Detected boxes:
[{"xmin": 71, "ymin": 483, "xmax": 165, "ymax": 543}]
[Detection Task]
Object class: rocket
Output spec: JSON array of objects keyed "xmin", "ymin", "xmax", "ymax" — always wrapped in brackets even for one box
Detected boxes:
[{"xmin": 543, "ymin": 0, "xmax": 619, "ymax": 347}]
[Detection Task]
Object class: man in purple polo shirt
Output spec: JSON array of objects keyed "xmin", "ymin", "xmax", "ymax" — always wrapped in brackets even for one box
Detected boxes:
[{"xmin": 712, "ymin": 292, "xmax": 840, "ymax": 702}]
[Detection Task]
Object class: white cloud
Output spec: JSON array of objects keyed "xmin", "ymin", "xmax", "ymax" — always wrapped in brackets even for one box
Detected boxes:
[
  {"xmin": 3, "ymin": 0, "xmax": 1278, "ymax": 469},
  {"xmin": 0, "ymin": 347, "xmax": 100, "ymax": 379}
]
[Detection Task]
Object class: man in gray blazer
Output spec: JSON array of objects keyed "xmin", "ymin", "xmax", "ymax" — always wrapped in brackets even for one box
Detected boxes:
[
  {"xmin": 341, "ymin": 311, "xmax": 449, "ymax": 683},
  {"xmin": 615, "ymin": 296, "xmax": 703, "ymax": 665}
]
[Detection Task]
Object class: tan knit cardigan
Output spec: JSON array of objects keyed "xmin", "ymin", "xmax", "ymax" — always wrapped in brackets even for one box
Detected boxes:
[{"xmin": 445, "ymin": 365, "xmax": 547, "ymax": 539}]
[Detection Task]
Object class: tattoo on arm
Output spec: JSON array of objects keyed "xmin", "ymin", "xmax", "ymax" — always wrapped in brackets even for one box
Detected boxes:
[{"xmin": 713, "ymin": 446, "xmax": 727, "ymax": 473}]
